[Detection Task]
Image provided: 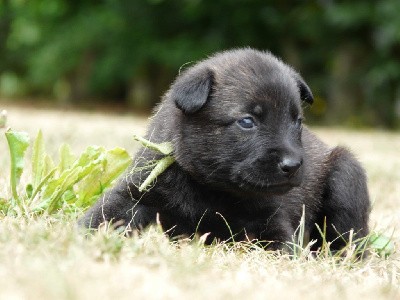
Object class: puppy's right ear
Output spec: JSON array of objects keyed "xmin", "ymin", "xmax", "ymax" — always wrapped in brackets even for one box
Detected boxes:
[
  {"xmin": 296, "ymin": 76, "xmax": 314, "ymax": 105},
  {"xmin": 171, "ymin": 67, "xmax": 214, "ymax": 114}
]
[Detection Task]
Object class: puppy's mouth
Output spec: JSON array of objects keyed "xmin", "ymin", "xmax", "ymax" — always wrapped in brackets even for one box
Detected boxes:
[
  {"xmin": 236, "ymin": 177, "xmax": 301, "ymax": 195},
  {"xmin": 263, "ymin": 182, "xmax": 298, "ymax": 194}
]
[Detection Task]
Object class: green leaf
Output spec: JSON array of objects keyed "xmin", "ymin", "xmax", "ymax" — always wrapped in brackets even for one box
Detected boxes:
[
  {"xmin": 62, "ymin": 189, "xmax": 76, "ymax": 204},
  {"xmin": 43, "ymin": 154, "xmax": 55, "ymax": 176},
  {"xmin": 31, "ymin": 130, "xmax": 45, "ymax": 189},
  {"xmin": 139, "ymin": 155, "xmax": 175, "ymax": 192},
  {"xmin": 5, "ymin": 129, "xmax": 30, "ymax": 204},
  {"xmin": 133, "ymin": 134, "xmax": 174, "ymax": 155},
  {"xmin": 59, "ymin": 144, "xmax": 76, "ymax": 172},
  {"xmin": 368, "ymin": 232, "xmax": 394, "ymax": 257},
  {"xmin": 30, "ymin": 167, "xmax": 57, "ymax": 201},
  {"xmin": 75, "ymin": 147, "xmax": 132, "ymax": 207},
  {"xmin": 132, "ymin": 134, "xmax": 176, "ymax": 193},
  {"xmin": 101, "ymin": 147, "xmax": 132, "ymax": 187},
  {"xmin": 75, "ymin": 146, "xmax": 103, "ymax": 168},
  {"xmin": 39, "ymin": 166, "xmax": 84, "ymax": 213},
  {"xmin": 36, "ymin": 146, "xmax": 104, "ymax": 213}
]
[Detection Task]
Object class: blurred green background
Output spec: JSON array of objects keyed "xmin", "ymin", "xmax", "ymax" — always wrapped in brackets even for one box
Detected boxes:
[{"xmin": 1, "ymin": 0, "xmax": 400, "ymax": 128}]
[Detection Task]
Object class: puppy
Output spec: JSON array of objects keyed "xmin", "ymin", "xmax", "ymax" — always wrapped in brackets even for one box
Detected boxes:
[{"xmin": 80, "ymin": 49, "xmax": 370, "ymax": 251}]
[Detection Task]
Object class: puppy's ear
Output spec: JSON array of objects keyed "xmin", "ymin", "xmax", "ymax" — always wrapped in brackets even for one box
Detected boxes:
[
  {"xmin": 171, "ymin": 67, "xmax": 214, "ymax": 114},
  {"xmin": 296, "ymin": 76, "xmax": 314, "ymax": 105}
]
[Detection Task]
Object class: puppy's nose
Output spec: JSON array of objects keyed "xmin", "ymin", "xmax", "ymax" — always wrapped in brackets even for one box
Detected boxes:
[{"xmin": 278, "ymin": 157, "xmax": 302, "ymax": 177}]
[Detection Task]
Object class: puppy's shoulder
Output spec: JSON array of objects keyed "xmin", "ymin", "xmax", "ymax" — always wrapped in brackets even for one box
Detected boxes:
[
  {"xmin": 301, "ymin": 127, "xmax": 366, "ymax": 189},
  {"xmin": 302, "ymin": 127, "xmax": 330, "ymax": 160}
]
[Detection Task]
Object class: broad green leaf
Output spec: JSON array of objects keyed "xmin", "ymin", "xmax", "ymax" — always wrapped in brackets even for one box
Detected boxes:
[
  {"xmin": 62, "ymin": 189, "xmax": 76, "ymax": 204},
  {"xmin": 43, "ymin": 154, "xmax": 55, "ymax": 176},
  {"xmin": 103, "ymin": 148, "xmax": 132, "ymax": 186},
  {"xmin": 74, "ymin": 165, "xmax": 103, "ymax": 207},
  {"xmin": 30, "ymin": 167, "xmax": 57, "ymax": 201},
  {"xmin": 39, "ymin": 166, "xmax": 83, "ymax": 213},
  {"xmin": 59, "ymin": 144, "xmax": 75, "ymax": 172},
  {"xmin": 133, "ymin": 134, "xmax": 173, "ymax": 155},
  {"xmin": 5, "ymin": 129, "xmax": 30, "ymax": 203},
  {"xmin": 139, "ymin": 155, "xmax": 175, "ymax": 192},
  {"xmin": 369, "ymin": 232, "xmax": 394, "ymax": 257},
  {"xmin": 76, "ymin": 147, "xmax": 131, "ymax": 207},
  {"xmin": 29, "ymin": 155, "xmax": 57, "ymax": 202},
  {"xmin": 37, "ymin": 146, "xmax": 104, "ymax": 213},
  {"xmin": 75, "ymin": 146, "xmax": 103, "ymax": 168},
  {"xmin": 31, "ymin": 130, "xmax": 45, "ymax": 189}
]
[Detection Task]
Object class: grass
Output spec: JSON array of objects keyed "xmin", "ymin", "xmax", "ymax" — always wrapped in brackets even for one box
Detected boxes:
[{"xmin": 0, "ymin": 105, "xmax": 399, "ymax": 299}]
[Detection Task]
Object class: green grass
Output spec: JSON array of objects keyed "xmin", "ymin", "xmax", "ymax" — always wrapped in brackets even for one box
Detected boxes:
[{"xmin": 0, "ymin": 106, "xmax": 399, "ymax": 299}]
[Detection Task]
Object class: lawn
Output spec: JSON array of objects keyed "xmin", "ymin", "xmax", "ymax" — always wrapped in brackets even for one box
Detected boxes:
[{"xmin": 0, "ymin": 105, "xmax": 399, "ymax": 299}]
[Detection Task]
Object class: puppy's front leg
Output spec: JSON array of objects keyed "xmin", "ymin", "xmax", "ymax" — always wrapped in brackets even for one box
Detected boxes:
[
  {"xmin": 312, "ymin": 147, "xmax": 371, "ymax": 250},
  {"xmin": 78, "ymin": 177, "xmax": 144, "ymax": 229},
  {"xmin": 249, "ymin": 212, "xmax": 295, "ymax": 251}
]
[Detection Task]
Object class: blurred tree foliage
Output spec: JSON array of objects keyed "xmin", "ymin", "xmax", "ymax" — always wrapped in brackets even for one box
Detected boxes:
[{"xmin": 0, "ymin": 0, "xmax": 399, "ymax": 127}]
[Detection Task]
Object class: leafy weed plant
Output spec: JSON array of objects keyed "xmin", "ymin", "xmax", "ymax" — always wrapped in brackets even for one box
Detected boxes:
[{"xmin": 1, "ymin": 129, "xmax": 131, "ymax": 216}]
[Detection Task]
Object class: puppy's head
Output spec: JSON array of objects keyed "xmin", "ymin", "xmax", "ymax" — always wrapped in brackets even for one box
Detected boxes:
[{"xmin": 169, "ymin": 49, "xmax": 313, "ymax": 195}]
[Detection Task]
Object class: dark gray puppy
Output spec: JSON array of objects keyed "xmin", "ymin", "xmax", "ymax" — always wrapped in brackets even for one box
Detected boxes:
[{"xmin": 80, "ymin": 48, "xmax": 370, "ymax": 251}]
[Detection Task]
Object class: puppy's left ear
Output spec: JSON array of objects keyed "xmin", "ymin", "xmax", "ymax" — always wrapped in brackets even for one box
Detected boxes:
[
  {"xmin": 171, "ymin": 66, "xmax": 214, "ymax": 114},
  {"xmin": 296, "ymin": 76, "xmax": 314, "ymax": 105}
]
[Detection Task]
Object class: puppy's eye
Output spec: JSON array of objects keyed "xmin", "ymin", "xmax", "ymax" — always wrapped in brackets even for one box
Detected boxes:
[{"xmin": 237, "ymin": 117, "xmax": 256, "ymax": 129}]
